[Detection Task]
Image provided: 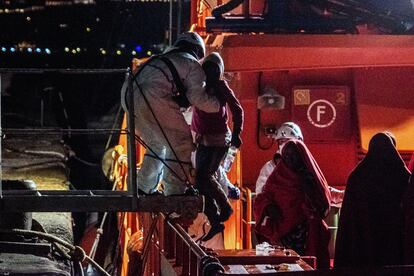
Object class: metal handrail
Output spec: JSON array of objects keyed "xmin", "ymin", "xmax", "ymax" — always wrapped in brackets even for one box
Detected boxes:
[
  {"xmin": 126, "ymin": 70, "xmax": 138, "ymax": 196},
  {"xmin": 163, "ymin": 214, "xmax": 225, "ymax": 276},
  {"xmin": 241, "ymin": 187, "xmax": 253, "ymax": 249},
  {"xmin": 2, "ymin": 128, "xmax": 128, "ymax": 135},
  {"xmin": 0, "ymin": 68, "xmax": 127, "ymax": 74},
  {"xmin": 166, "ymin": 216, "xmax": 209, "ymax": 260}
]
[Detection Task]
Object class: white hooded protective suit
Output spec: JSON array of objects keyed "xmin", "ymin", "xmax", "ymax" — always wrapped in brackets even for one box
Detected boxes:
[{"xmin": 122, "ymin": 50, "xmax": 220, "ymax": 195}]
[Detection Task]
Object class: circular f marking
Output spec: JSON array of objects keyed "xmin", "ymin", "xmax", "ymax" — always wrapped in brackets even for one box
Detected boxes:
[{"xmin": 307, "ymin": 99, "xmax": 336, "ymax": 128}]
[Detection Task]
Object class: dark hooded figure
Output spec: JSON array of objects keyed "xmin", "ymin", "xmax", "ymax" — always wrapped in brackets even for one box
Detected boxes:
[
  {"xmin": 254, "ymin": 139, "xmax": 331, "ymax": 269},
  {"xmin": 335, "ymin": 132, "xmax": 411, "ymax": 268},
  {"xmin": 404, "ymin": 168, "xmax": 414, "ymax": 264}
]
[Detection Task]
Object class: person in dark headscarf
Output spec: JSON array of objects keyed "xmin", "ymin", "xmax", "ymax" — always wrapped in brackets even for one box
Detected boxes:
[
  {"xmin": 404, "ymin": 166, "xmax": 414, "ymax": 264},
  {"xmin": 335, "ymin": 132, "xmax": 411, "ymax": 268},
  {"xmin": 254, "ymin": 139, "xmax": 331, "ymax": 269}
]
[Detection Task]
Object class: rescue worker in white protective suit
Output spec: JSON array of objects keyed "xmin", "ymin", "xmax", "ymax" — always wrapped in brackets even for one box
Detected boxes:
[
  {"xmin": 121, "ymin": 32, "xmax": 220, "ymax": 195},
  {"xmin": 255, "ymin": 122, "xmax": 344, "ymax": 205}
]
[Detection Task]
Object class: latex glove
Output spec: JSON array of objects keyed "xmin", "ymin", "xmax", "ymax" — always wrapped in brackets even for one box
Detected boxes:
[{"xmin": 228, "ymin": 184, "xmax": 240, "ymax": 200}]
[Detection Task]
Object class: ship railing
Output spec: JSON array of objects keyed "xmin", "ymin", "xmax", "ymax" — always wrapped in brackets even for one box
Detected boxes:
[
  {"xmin": 0, "ymin": 67, "xmax": 202, "ymax": 217},
  {"xmin": 133, "ymin": 212, "xmax": 224, "ymax": 276},
  {"xmin": 241, "ymin": 187, "xmax": 254, "ymax": 249}
]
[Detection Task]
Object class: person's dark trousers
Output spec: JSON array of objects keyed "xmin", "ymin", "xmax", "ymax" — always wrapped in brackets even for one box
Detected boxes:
[{"xmin": 195, "ymin": 145, "xmax": 232, "ymax": 226}]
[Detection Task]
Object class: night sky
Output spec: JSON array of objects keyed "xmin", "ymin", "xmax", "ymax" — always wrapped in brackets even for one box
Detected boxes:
[{"xmin": 0, "ymin": 1, "xmax": 190, "ymax": 68}]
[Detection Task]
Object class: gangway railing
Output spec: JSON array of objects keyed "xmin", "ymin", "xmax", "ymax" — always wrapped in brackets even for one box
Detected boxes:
[
  {"xmin": 0, "ymin": 67, "xmax": 203, "ymax": 216},
  {"xmin": 241, "ymin": 187, "xmax": 254, "ymax": 249},
  {"xmin": 133, "ymin": 213, "xmax": 225, "ymax": 276}
]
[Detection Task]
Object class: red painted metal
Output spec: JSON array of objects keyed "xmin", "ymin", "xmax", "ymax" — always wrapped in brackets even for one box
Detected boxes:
[
  {"xmin": 191, "ymin": 0, "xmax": 198, "ymax": 26},
  {"xmin": 232, "ymin": 68, "xmax": 359, "ymax": 188},
  {"xmin": 291, "ymin": 86, "xmax": 351, "ymax": 142},
  {"xmin": 211, "ymin": 34, "xmax": 414, "ymax": 72}
]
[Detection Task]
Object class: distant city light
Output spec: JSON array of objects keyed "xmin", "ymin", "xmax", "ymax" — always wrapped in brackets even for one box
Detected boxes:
[
  {"xmin": 45, "ymin": 48, "xmax": 51, "ymax": 54},
  {"xmin": 64, "ymin": 47, "xmax": 70, "ymax": 52},
  {"xmin": 26, "ymin": 16, "xmax": 31, "ymax": 21},
  {"xmin": 131, "ymin": 50, "xmax": 137, "ymax": 55},
  {"xmin": 27, "ymin": 48, "xmax": 33, "ymax": 53},
  {"xmin": 147, "ymin": 50, "xmax": 152, "ymax": 56},
  {"xmin": 10, "ymin": 47, "xmax": 16, "ymax": 52},
  {"xmin": 101, "ymin": 49, "xmax": 106, "ymax": 55},
  {"xmin": 86, "ymin": 27, "xmax": 91, "ymax": 32},
  {"xmin": 72, "ymin": 49, "xmax": 77, "ymax": 54},
  {"xmin": 47, "ymin": 0, "xmax": 96, "ymax": 6},
  {"xmin": 116, "ymin": 50, "xmax": 122, "ymax": 55},
  {"xmin": 35, "ymin": 48, "xmax": 41, "ymax": 53},
  {"xmin": 76, "ymin": 47, "xmax": 81, "ymax": 52},
  {"xmin": 135, "ymin": 45, "xmax": 142, "ymax": 52},
  {"xmin": 1, "ymin": 47, "xmax": 7, "ymax": 52}
]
